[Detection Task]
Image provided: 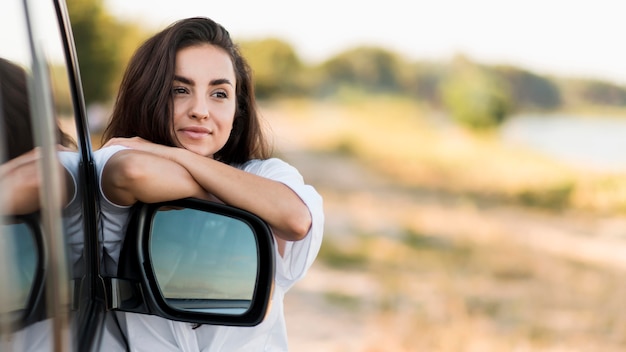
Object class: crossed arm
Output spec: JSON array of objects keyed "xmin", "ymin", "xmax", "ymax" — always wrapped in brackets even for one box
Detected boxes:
[
  {"xmin": 1, "ymin": 148, "xmax": 73, "ymax": 215},
  {"xmin": 101, "ymin": 138, "xmax": 312, "ymax": 248}
]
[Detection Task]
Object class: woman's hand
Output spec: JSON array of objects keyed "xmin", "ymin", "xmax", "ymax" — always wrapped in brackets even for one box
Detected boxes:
[
  {"xmin": 0, "ymin": 147, "xmax": 39, "ymax": 178},
  {"xmin": 100, "ymin": 141, "xmax": 225, "ymax": 206},
  {"xmin": 1, "ymin": 146, "xmax": 72, "ymax": 215},
  {"xmin": 56, "ymin": 144, "xmax": 75, "ymax": 152},
  {"xmin": 104, "ymin": 137, "xmax": 181, "ymax": 161},
  {"xmin": 104, "ymin": 136, "xmax": 155, "ymax": 152}
]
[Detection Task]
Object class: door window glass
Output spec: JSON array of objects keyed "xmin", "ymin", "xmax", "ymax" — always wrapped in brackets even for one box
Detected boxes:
[
  {"xmin": 0, "ymin": 0, "xmax": 83, "ymax": 338},
  {"xmin": 0, "ymin": 0, "xmax": 41, "ymax": 332}
]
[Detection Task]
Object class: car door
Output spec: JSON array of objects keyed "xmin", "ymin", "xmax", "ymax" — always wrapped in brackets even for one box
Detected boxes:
[{"xmin": 0, "ymin": 0, "xmax": 99, "ymax": 351}]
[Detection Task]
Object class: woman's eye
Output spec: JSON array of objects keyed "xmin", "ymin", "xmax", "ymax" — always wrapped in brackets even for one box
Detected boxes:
[
  {"xmin": 212, "ymin": 91, "xmax": 228, "ymax": 99},
  {"xmin": 173, "ymin": 87, "xmax": 188, "ymax": 95}
]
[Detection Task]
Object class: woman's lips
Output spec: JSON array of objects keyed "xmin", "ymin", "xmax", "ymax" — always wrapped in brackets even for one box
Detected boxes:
[{"xmin": 180, "ymin": 126, "xmax": 211, "ymax": 139}]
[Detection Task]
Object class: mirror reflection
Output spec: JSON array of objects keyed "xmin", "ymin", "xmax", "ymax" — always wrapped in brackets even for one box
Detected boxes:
[
  {"xmin": 150, "ymin": 207, "xmax": 259, "ymax": 315},
  {"xmin": 0, "ymin": 2, "xmax": 81, "ymax": 348},
  {"xmin": 1, "ymin": 0, "xmax": 82, "ymax": 277},
  {"xmin": 0, "ymin": 220, "xmax": 37, "ymax": 322}
]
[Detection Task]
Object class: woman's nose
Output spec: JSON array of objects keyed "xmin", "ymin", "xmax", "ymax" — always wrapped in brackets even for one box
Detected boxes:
[{"xmin": 190, "ymin": 96, "xmax": 209, "ymax": 119}]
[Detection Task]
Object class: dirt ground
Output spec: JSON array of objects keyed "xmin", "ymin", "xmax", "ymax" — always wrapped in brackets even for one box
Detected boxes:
[{"xmin": 277, "ymin": 141, "xmax": 626, "ymax": 351}]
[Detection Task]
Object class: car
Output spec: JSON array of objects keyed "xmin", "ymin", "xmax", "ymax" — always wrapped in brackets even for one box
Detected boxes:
[{"xmin": 0, "ymin": 0, "xmax": 275, "ymax": 351}]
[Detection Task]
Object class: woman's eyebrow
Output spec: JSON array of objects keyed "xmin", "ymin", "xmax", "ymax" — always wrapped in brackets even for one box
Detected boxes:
[
  {"xmin": 173, "ymin": 75, "xmax": 233, "ymax": 87},
  {"xmin": 174, "ymin": 75, "xmax": 193, "ymax": 85},
  {"xmin": 210, "ymin": 78, "xmax": 234, "ymax": 87}
]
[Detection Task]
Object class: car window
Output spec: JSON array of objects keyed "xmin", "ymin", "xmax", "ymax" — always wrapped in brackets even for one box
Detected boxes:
[
  {"xmin": 27, "ymin": 0, "xmax": 79, "ymax": 148},
  {"xmin": 0, "ymin": 1, "xmax": 41, "ymax": 330},
  {"xmin": 0, "ymin": 0, "xmax": 82, "ymax": 348},
  {"xmin": 26, "ymin": 0, "xmax": 85, "ymax": 278}
]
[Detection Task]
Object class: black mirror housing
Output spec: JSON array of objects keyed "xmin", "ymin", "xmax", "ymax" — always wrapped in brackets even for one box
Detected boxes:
[{"xmin": 109, "ymin": 198, "xmax": 275, "ymax": 327}]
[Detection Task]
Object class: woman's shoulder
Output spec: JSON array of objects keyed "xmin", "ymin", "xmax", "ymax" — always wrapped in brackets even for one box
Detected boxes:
[
  {"xmin": 238, "ymin": 158, "xmax": 299, "ymax": 177},
  {"xmin": 93, "ymin": 145, "xmax": 134, "ymax": 178},
  {"xmin": 239, "ymin": 157, "xmax": 289, "ymax": 168},
  {"xmin": 94, "ymin": 145, "xmax": 131, "ymax": 161}
]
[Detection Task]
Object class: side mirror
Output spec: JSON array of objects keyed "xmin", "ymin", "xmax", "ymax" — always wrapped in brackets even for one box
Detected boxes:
[
  {"xmin": 0, "ymin": 215, "xmax": 46, "ymax": 330},
  {"xmin": 109, "ymin": 198, "xmax": 275, "ymax": 327}
]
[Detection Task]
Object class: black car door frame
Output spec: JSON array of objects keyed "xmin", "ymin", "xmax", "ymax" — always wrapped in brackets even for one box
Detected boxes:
[{"xmin": 49, "ymin": 1, "xmax": 107, "ymax": 351}]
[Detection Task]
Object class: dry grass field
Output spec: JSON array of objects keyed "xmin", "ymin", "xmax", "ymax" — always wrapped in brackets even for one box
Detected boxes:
[{"xmin": 260, "ymin": 98, "xmax": 626, "ymax": 351}]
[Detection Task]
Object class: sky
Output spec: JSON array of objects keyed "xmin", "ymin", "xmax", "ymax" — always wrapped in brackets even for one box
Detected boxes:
[{"xmin": 106, "ymin": 0, "xmax": 626, "ymax": 86}]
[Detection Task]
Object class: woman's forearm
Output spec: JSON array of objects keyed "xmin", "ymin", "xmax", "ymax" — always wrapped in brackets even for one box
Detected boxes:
[
  {"xmin": 101, "ymin": 150, "xmax": 210, "ymax": 206},
  {"xmin": 100, "ymin": 140, "xmax": 312, "ymax": 241},
  {"xmin": 168, "ymin": 148, "xmax": 312, "ymax": 242}
]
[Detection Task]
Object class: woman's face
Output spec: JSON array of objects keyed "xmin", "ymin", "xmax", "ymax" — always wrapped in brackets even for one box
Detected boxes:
[{"xmin": 172, "ymin": 44, "xmax": 237, "ymax": 157}]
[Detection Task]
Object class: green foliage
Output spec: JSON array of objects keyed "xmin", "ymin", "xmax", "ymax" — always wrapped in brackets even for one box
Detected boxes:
[
  {"xmin": 403, "ymin": 62, "xmax": 448, "ymax": 105},
  {"xmin": 66, "ymin": 0, "xmax": 147, "ymax": 105},
  {"xmin": 317, "ymin": 46, "xmax": 405, "ymax": 96},
  {"xmin": 317, "ymin": 237, "xmax": 370, "ymax": 269},
  {"xmin": 323, "ymin": 292, "xmax": 362, "ymax": 310},
  {"xmin": 581, "ymin": 80, "xmax": 626, "ymax": 105},
  {"xmin": 331, "ymin": 136, "xmax": 359, "ymax": 156},
  {"xmin": 66, "ymin": 0, "xmax": 119, "ymax": 104},
  {"xmin": 493, "ymin": 65, "xmax": 562, "ymax": 111},
  {"xmin": 402, "ymin": 228, "xmax": 452, "ymax": 251},
  {"xmin": 515, "ymin": 182, "xmax": 574, "ymax": 210},
  {"xmin": 559, "ymin": 78, "xmax": 626, "ymax": 107},
  {"xmin": 440, "ymin": 56, "xmax": 512, "ymax": 129},
  {"xmin": 50, "ymin": 64, "xmax": 73, "ymax": 116},
  {"xmin": 239, "ymin": 38, "xmax": 303, "ymax": 98}
]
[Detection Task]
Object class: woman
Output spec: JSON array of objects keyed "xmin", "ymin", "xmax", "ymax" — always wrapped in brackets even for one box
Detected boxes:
[{"xmin": 96, "ymin": 17, "xmax": 324, "ymax": 351}]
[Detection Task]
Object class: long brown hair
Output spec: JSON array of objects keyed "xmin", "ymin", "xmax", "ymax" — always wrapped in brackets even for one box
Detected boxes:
[
  {"xmin": 102, "ymin": 17, "xmax": 271, "ymax": 164},
  {"xmin": 0, "ymin": 58, "xmax": 75, "ymax": 160}
]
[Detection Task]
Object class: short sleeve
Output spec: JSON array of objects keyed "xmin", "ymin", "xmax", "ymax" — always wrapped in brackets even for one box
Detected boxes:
[
  {"xmin": 240, "ymin": 158, "xmax": 324, "ymax": 290},
  {"xmin": 58, "ymin": 151, "xmax": 84, "ymax": 276},
  {"xmin": 93, "ymin": 145, "xmax": 132, "ymax": 275},
  {"xmin": 93, "ymin": 145, "xmax": 132, "ymax": 210},
  {"xmin": 57, "ymin": 151, "xmax": 80, "ymax": 210}
]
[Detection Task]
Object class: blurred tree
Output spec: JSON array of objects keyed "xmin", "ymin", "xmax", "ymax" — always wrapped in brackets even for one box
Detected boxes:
[
  {"xmin": 440, "ymin": 56, "xmax": 511, "ymax": 129},
  {"xmin": 557, "ymin": 78, "xmax": 626, "ymax": 108},
  {"xmin": 50, "ymin": 64, "xmax": 73, "ymax": 116},
  {"xmin": 318, "ymin": 46, "xmax": 404, "ymax": 96},
  {"xmin": 493, "ymin": 66, "xmax": 562, "ymax": 111},
  {"xmin": 402, "ymin": 62, "xmax": 447, "ymax": 106},
  {"xmin": 66, "ymin": 0, "xmax": 146, "ymax": 105},
  {"xmin": 239, "ymin": 38, "xmax": 304, "ymax": 98},
  {"xmin": 577, "ymin": 79, "xmax": 626, "ymax": 106}
]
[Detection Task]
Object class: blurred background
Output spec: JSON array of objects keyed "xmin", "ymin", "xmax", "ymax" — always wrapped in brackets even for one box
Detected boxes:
[{"xmin": 68, "ymin": 0, "xmax": 626, "ymax": 350}]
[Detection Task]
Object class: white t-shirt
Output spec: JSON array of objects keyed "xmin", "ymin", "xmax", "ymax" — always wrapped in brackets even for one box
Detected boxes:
[{"xmin": 96, "ymin": 146, "xmax": 324, "ymax": 351}]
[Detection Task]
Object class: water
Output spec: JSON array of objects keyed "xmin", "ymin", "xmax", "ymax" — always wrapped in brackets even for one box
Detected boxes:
[{"xmin": 500, "ymin": 114, "xmax": 626, "ymax": 172}]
